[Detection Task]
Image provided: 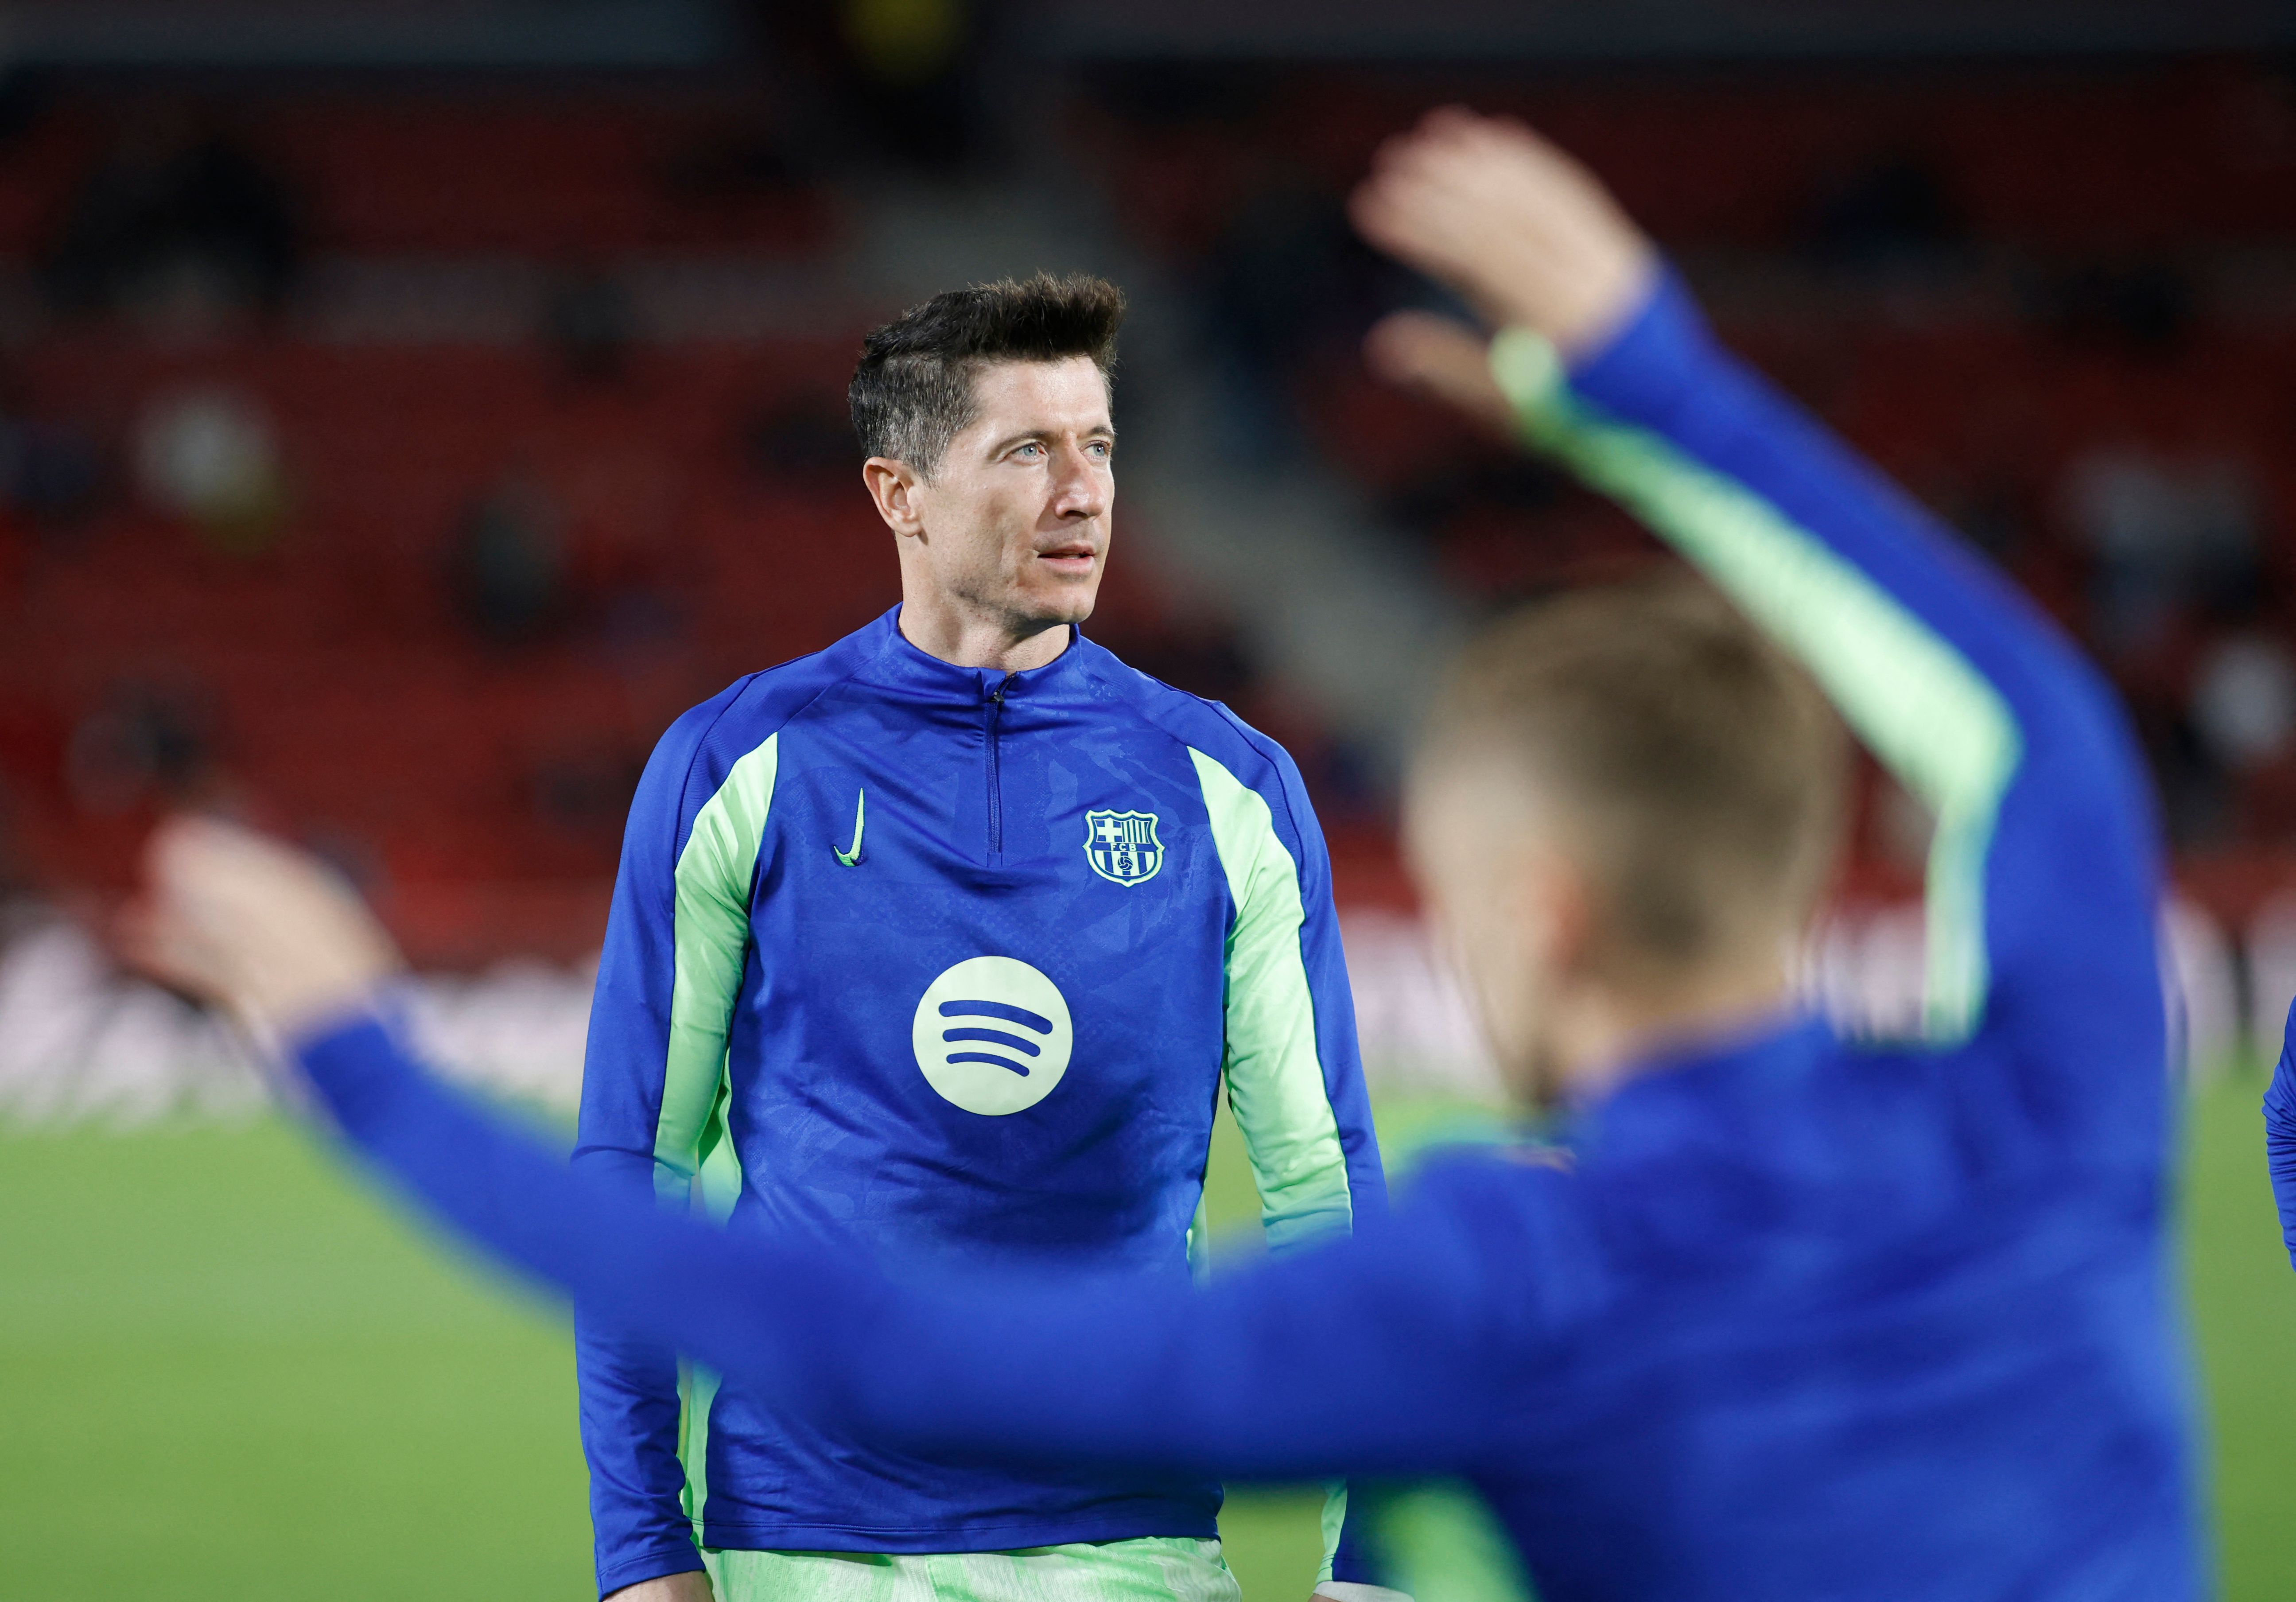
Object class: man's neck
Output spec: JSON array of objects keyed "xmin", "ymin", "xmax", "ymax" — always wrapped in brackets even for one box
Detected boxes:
[{"xmin": 897, "ymin": 599, "xmax": 1071, "ymax": 673}]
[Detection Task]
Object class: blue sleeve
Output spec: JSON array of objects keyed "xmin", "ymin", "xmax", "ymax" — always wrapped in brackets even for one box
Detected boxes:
[
  {"xmin": 570, "ymin": 697, "xmax": 740, "ymax": 1597},
  {"xmin": 1217, "ymin": 719, "xmax": 1389, "ymax": 1233},
  {"xmin": 1241, "ymin": 729, "xmax": 1391, "ymax": 1583},
  {"xmin": 2265, "ymin": 998, "xmax": 2296, "ymax": 1273},
  {"xmin": 295, "ymin": 1015, "xmax": 1554, "ymax": 1482},
  {"xmin": 1507, "ymin": 277, "xmax": 2164, "ymax": 1164},
  {"xmin": 1270, "ymin": 736, "xmax": 1389, "ymax": 1227}
]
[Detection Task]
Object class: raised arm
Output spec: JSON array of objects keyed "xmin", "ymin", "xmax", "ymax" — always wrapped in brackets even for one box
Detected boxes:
[{"xmin": 1355, "ymin": 111, "xmax": 2165, "ymax": 1155}]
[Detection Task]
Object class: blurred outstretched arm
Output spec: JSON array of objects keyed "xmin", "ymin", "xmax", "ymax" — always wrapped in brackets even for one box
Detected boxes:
[{"xmin": 128, "ymin": 819, "xmax": 1549, "ymax": 1486}]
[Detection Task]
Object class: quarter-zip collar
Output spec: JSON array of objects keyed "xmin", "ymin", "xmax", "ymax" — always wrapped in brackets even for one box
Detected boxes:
[
  {"xmin": 851, "ymin": 606, "xmax": 1091, "ymax": 870},
  {"xmin": 857, "ymin": 605, "xmax": 1092, "ymax": 706}
]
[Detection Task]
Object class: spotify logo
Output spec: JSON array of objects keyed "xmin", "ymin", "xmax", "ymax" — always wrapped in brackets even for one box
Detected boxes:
[{"xmin": 911, "ymin": 956, "xmax": 1073, "ymax": 1116}]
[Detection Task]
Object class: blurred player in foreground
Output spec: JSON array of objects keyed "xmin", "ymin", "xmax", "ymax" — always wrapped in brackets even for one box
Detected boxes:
[{"xmin": 132, "ymin": 109, "xmax": 2199, "ymax": 1600}]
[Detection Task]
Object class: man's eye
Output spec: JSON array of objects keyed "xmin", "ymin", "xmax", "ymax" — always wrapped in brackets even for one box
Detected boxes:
[
  {"xmin": 1012, "ymin": 443, "xmax": 1044, "ymax": 460},
  {"xmin": 1088, "ymin": 441, "xmax": 1112, "ymax": 459}
]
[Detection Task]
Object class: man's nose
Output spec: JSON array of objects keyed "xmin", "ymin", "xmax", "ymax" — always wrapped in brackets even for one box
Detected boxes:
[{"xmin": 1049, "ymin": 444, "xmax": 1110, "ymax": 519}]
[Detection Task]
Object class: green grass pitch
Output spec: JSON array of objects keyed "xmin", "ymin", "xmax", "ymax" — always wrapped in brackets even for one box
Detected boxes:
[{"xmin": 1, "ymin": 1072, "xmax": 2288, "ymax": 1598}]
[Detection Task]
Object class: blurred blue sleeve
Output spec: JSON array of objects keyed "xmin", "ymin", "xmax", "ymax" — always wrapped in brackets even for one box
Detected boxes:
[
  {"xmin": 2265, "ymin": 998, "xmax": 2296, "ymax": 1273},
  {"xmin": 292, "ymin": 1013, "xmax": 1557, "ymax": 1486}
]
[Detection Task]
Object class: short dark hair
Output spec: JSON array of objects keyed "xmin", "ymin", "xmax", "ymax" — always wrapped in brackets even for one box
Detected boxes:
[
  {"xmin": 848, "ymin": 272, "xmax": 1126, "ymax": 478},
  {"xmin": 1419, "ymin": 573, "xmax": 1848, "ymax": 974}
]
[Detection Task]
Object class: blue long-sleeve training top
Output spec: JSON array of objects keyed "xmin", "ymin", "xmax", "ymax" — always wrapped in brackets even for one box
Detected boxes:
[
  {"xmin": 292, "ymin": 272, "xmax": 2199, "ymax": 1601},
  {"xmin": 572, "ymin": 604, "xmax": 1385, "ymax": 1592}
]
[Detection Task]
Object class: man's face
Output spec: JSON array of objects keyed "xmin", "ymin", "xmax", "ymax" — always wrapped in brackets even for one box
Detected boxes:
[
  {"xmin": 1402, "ymin": 753, "xmax": 1577, "ymax": 1107},
  {"xmin": 903, "ymin": 356, "xmax": 1115, "ymax": 632}
]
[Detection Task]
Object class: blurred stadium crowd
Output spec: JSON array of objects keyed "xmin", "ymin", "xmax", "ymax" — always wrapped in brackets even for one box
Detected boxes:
[{"xmin": 6, "ymin": 39, "xmax": 2296, "ymax": 1116}]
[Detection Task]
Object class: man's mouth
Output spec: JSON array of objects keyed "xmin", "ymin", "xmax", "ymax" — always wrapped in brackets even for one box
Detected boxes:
[{"xmin": 1035, "ymin": 542, "xmax": 1098, "ymax": 572}]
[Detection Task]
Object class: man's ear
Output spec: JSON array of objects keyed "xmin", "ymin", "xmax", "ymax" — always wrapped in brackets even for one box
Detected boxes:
[
  {"xmin": 862, "ymin": 457, "xmax": 926, "ymax": 539},
  {"xmin": 1517, "ymin": 844, "xmax": 1598, "ymax": 984}
]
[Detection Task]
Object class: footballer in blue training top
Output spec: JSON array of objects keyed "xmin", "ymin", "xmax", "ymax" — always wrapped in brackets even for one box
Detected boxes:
[
  {"xmin": 138, "ymin": 109, "xmax": 2200, "ymax": 1602},
  {"xmin": 571, "ymin": 275, "xmax": 1387, "ymax": 1601}
]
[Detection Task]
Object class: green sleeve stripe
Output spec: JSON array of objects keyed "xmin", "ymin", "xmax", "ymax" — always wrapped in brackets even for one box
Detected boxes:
[
  {"xmin": 1189, "ymin": 747, "xmax": 1354, "ymax": 1249},
  {"xmin": 1354, "ymin": 1479, "xmax": 1538, "ymax": 1602},
  {"xmin": 1318, "ymin": 1481, "xmax": 1349, "ymax": 1587},
  {"xmin": 1490, "ymin": 329, "xmax": 2023, "ymax": 1040},
  {"xmin": 657, "ymin": 731, "xmax": 778, "ymax": 1198},
  {"xmin": 678, "ymin": 1360, "xmax": 722, "ymax": 1536},
  {"xmin": 664, "ymin": 738, "xmax": 774, "ymax": 1535},
  {"xmin": 680, "ymin": 1097, "xmax": 745, "ymax": 1530}
]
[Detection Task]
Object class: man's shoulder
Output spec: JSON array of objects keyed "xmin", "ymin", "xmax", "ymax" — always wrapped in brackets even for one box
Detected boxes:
[{"xmin": 1076, "ymin": 638, "xmax": 1302, "ymax": 795}]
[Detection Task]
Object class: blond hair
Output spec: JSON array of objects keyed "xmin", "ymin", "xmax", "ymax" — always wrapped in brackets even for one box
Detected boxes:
[{"xmin": 1419, "ymin": 573, "xmax": 1848, "ymax": 977}]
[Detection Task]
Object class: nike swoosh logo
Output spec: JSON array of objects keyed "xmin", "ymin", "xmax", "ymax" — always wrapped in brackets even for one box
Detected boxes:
[{"xmin": 834, "ymin": 789, "xmax": 865, "ymax": 866}]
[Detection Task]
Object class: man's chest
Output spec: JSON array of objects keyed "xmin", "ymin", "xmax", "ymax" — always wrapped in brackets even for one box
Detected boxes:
[
  {"xmin": 758, "ymin": 709, "xmax": 1230, "ymax": 921},
  {"xmin": 736, "ymin": 720, "xmax": 1237, "ymax": 1120}
]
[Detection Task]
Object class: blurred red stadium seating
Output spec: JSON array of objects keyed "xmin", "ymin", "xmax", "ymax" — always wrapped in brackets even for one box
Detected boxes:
[
  {"xmin": 12, "ymin": 66, "xmax": 2296, "ymax": 963},
  {"xmin": 0, "ymin": 92, "xmax": 833, "ymax": 257}
]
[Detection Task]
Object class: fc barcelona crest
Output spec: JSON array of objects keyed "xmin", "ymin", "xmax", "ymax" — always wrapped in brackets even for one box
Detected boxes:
[{"xmin": 1085, "ymin": 809, "xmax": 1164, "ymax": 887}]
